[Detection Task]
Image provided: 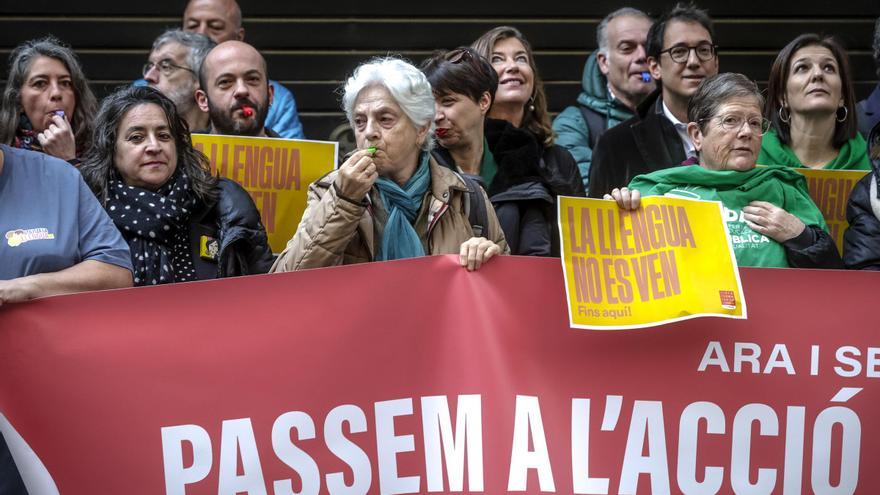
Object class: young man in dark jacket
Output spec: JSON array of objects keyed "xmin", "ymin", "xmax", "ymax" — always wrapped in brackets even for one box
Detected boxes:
[{"xmin": 588, "ymin": 3, "xmax": 719, "ymax": 198}]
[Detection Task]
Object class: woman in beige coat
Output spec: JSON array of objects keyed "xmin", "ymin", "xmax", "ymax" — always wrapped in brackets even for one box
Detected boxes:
[{"xmin": 271, "ymin": 57, "xmax": 507, "ymax": 272}]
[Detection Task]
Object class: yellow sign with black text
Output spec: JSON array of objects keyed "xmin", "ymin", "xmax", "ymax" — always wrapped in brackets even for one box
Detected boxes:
[
  {"xmin": 558, "ymin": 196, "xmax": 746, "ymax": 330},
  {"xmin": 191, "ymin": 134, "xmax": 337, "ymax": 253}
]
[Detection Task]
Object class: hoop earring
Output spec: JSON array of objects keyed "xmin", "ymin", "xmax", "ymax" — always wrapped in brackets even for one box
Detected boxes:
[
  {"xmin": 778, "ymin": 106, "xmax": 791, "ymax": 124},
  {"xmin": 836, "ymin": 106, "xmax": 848, "ymax": 123}
]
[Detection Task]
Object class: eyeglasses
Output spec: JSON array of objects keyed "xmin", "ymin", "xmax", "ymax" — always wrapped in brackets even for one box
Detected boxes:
[
  {"xmin": 446, "ymin": 48, "xmax": 476, "ymax": 64},
  {"xmin": 700, "ymin": 113, "xmax": 771, "ymax": 135},
  {"xmin": 659, "ymin": 43, "xmax": 717, "ymax": 63},
  {"xmin": 142, "ymin": 59, "xmax": 195, "ymax": 78}
]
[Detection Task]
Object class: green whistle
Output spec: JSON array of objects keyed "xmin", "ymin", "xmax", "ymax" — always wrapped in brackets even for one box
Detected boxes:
[{"xmin": 366, "ymin": 146, "xmax": 377, "ymax": 155}]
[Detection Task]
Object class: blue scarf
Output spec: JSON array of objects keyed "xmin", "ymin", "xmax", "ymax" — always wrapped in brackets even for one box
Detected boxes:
[{"xmin": 374, "ymin": 152, "xmax": 431, "ymax": 260}]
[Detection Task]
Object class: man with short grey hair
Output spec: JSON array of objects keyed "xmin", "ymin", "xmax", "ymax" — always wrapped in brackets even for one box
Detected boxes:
[
  {"xmin": 143, "ymin": 29, "xmax": 215, "ymax": 131},
  {"xmin": 857, "ymin": 17, "xmax": 880, "ymax": 138},
  {"xmin": 553, "ymin": 7, "xmax": 654, "ymax": 192}
]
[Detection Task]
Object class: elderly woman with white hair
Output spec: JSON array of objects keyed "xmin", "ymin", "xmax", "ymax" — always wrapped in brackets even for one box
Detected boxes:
[{"xmin": 271, "ymin": 57, "xmax": 508, "ymax": 272}]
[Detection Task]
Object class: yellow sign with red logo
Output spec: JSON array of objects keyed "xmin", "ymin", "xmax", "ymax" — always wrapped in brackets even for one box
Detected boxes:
[
  {"xmin": 558, "ymin": 196, "xmax": 746, "ymax": 330},
  {"xmin": 191, "ymin": 134, "xmax": 337, "ymax": 253},
  {"xmin": 792, "ymin": 168, "xmax": 869, "ymax": 253}
]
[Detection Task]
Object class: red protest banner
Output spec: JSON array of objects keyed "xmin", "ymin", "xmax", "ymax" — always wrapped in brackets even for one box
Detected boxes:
[{"xmin": 0, "ymin": 257, "xmax": 877, "ymax": 494}]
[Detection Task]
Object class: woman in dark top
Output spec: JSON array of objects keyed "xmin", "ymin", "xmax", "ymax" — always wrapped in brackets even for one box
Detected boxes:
[
  {"xmin": 80, "ymin": 86, "xmax": 274, "ymax": 285},
  {"xmin": 423, "ymin": 46, "xmax": 583, "ymax": 256}
]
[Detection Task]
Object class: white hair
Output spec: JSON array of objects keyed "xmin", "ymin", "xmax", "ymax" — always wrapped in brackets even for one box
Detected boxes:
[{"xmin": 342, "ymin": 57, "xmax": 436, "ymax": 150}]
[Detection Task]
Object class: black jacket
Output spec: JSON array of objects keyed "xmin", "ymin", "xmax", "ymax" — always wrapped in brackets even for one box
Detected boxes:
[
  {"xmin": 843, "ymin": 138, "xmax": 880, "ymax": 270},
  {"xmin": 588, "ymin": 90, "xmax": 686, "ymax": 198},
  {"xmin": 433, "ymin": 118, "xmax": 584, "ymax": 256},
  {"xmin": 188, "ymin": 178, "xmax": 275, "ymax": 279}
]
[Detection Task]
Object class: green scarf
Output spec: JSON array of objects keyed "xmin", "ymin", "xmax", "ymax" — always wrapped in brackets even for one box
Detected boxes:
[
  {"xmin": 757, "ymin": 127, "xmax": 870, "ymax": 170},
  {"xmin": 628, "ymin": 165, "xmax": 828, "ymax": 268}
]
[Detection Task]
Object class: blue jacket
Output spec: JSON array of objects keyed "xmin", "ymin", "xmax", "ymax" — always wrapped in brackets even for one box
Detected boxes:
[
  {"xmin": 267, "ymin": 80, "xmax": 305, "ymax": 139},
  {"xmin": 551, "ymin": 52, "xmax": 636, "ymax": 192},
  {"xmin": 133, "ymin": 78, "xmax": 304, "ymax": 139}
]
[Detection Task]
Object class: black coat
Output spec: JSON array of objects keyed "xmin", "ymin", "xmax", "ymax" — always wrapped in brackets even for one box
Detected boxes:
[
  {"xmin": 433, "ymin": 118, "xmax": 584, "ymax": 256},
  {"xmin": 588, "ymin": 90, "xmax": 686, "ymax": 198},
  {"xmin": 843, "ymin": 153, "xmax": 880, "ymax": 270},
  {"xmin": 188, "ymin": 178, "xmax": 275, "ymax": 279}
]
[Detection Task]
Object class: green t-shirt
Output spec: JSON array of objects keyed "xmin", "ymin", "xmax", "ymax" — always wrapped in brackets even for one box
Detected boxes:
[
  {"xmin": 479, "ymin": 137, "xmax": 498, "ymax": 186},
  {"xmin": 757, "ymin": 127, "xmax": 870, "ymax": 170},
  {"xmin": 628, "ymin": 165, "xmax": 828, "ymax": 268}
]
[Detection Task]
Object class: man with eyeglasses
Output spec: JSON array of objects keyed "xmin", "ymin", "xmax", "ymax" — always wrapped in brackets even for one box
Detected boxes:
[
  {"xmin": 588, "ymin": 3, "xmax": 719, "ymax": 198},
  {"xmin": 143, "ymin": 29, "xmax": 215, "ymax": 132}
]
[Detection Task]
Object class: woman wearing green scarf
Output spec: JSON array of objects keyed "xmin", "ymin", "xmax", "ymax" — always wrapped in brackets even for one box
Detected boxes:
[
  {"xmin": 606, "ymin": 73, "xmax": 842, "ymax": 269},
  {"xmin": 759, "ymin": 34, "xmax": 870, "ymax": 170},
  {"xmin": 271, "ymin": 57, "xmax": 508, "ymax": 273}
]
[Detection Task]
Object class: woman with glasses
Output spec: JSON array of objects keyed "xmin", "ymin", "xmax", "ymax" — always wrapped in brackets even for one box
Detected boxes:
[
  {"xmin": 0, "ymin": 36, "xmax": 97, "ymax": 165},
  {"xmin": 80, "ymin": 85, "xmax": 274, "ymax": 285},
  {"xmin": 422, "ymin": 47, "xmax": 571, "ymax": 256},
  {"xmin": 607, "ymin": 73, "xmax": 841, "ymax": 268},
  {"xmin": 760, "ymin": 34, "xmax": 870, "ymax": 170}
]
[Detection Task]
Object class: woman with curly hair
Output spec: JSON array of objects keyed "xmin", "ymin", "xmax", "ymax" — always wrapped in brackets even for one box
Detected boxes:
[{"xmin": 80, "ymin": 85, "xmax": 274, "ymax": 285}]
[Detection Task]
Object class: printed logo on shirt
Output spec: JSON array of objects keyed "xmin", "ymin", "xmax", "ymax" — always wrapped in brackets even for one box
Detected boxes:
[{"xmin": 6, "ymin": 228, "xmax": 55, "ymax": 247}]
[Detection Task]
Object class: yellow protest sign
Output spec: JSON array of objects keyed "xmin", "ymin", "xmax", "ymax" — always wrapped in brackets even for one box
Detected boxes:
[
  {"xmin": 558, "ymin": 196, "xmax": 746, "ymax": 330},
  {"xmin": 191, "ymin": 134, "xmax": 337, "ymax": 253},
  {"xmin": 792, "ymin": 168, "xmax": 868, "ymax": 253}
]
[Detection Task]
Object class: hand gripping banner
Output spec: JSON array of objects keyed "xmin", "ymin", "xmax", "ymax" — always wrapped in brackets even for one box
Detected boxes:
[{"xmin": 0, "ymin": 256, "xmax": 877, "ymax": 494}]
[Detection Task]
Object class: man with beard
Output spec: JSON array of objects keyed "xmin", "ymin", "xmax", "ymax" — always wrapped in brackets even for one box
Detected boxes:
[
  {"xmin": 196, "ymin": 41, "xmax": 276, "ymax": 137},
  {"xmin": 143, "ymin": 29, "xmax": 215, "ymax": 132},
  {"xmin": 183, "ymin": 0, "xmax": 305, "ymax": 139}
]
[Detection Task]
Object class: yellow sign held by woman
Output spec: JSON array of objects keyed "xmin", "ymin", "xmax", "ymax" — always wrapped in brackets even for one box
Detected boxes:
[
  {"xmin": 558, "ymin": 196, "xmax": 746, "ymax": 330},
  {"xmin": 191, "ymin": 134, "xmax": 337, "ymax": 253}
]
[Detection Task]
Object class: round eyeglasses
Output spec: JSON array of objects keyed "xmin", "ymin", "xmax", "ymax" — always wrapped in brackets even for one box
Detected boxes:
[
  {"xmin": 659, "ymin": 43, "xmax": 717, "ymax": 63},
  {"xmin": 700, "ymin": 113, "xmax": 771, "ymax": 135}
]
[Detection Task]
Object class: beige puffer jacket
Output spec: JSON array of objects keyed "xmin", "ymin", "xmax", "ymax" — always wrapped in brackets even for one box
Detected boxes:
[{"xmin": 270, "ymin": 156, "xmax": 508, "ymax": 271}]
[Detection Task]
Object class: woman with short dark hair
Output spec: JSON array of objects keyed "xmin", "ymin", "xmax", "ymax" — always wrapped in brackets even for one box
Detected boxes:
[
  {"xmin": 0, "ymin": 36, "xmax": 97, "ymax": 164},
  {"xmin": 80, "ymin": 86, "xmax": 274, "ymax": 285},
  {"xmin": 423, "ymin": 47, "xmax": 573, "ymax": 256},
  {"xmin": 760, "ymin": 34, "xmax": 869, "ymax": 170}
]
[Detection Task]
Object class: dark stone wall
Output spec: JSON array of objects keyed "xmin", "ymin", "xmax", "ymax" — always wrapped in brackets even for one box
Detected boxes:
[{"xmin": 3, "ymin": 1, "xmax": 878, "ymax": 140}]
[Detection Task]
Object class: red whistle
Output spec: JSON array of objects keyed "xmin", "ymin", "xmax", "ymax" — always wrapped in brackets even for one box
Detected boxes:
[{"xmin": 241, "ymin": 106, "xmax": 254, "ymax": 118}]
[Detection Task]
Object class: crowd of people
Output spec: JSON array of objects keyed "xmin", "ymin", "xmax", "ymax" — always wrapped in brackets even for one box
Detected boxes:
[
  {"xmin": 2, "ymin": 0, "xmax": 880, "ymax": 489},
  {"xmin": 1, "ymin": 0, "xmax": 879, "ymax": 289}
]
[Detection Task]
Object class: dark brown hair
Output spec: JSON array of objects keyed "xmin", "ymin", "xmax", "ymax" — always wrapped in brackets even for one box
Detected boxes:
[{"xmin": 765, "ymin": 33, "xmax": 857, "ymax": 149}]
